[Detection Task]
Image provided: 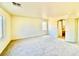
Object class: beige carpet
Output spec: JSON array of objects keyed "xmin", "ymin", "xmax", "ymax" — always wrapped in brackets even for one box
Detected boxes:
[{"xmin": 1, "ymin": 35, "xmax": 79, "ymax": 56}]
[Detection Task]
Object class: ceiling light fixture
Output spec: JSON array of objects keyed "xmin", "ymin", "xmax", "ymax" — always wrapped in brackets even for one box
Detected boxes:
[{"xmin": 12, "ymin": 2, "xmax": 21, "ymax": 7}]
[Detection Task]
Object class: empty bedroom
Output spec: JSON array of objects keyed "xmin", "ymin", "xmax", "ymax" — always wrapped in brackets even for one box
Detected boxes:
[{"xmin": 0, "ymin": 2, "xmax": 79, "ymax": 56}]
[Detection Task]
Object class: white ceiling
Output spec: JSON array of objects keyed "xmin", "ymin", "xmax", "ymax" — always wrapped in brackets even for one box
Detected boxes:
[{"xmin": 1, "ymin": 2, "xmax": 79, "ymax": 18}]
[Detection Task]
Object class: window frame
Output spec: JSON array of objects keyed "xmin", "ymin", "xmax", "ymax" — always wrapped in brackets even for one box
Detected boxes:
[
  {"xmin": 0, "ymin": 16, "xmax": 4, "ymax": 39},
  {"xmin": 42, "ymin": 19, "xmax": 48, "ymax": 32}
]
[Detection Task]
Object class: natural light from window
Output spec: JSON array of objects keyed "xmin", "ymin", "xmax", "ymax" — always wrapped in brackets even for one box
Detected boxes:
[{"xmin": 0, "ymin": 16, "xmax": 3, "ymax": 39}]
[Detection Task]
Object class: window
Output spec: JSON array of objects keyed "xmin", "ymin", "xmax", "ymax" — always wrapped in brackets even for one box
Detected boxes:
[
  {"xmin": 0, "ymin": 16, "xmax": 3, "ymax": 39},
  {"xmin": 42, "ymin": 19, "xmax": 48, "ymax": 31}
]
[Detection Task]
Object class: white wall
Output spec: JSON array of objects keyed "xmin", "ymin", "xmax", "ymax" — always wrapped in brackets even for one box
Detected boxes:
[
  {"xmin": 0, "ymin": 8, "xmax": 11, "ymax": 53},
  {"xmin": 77, "ymin": 19, "xmax": 79, "ymax": 43},
  {"xmin": 48, "ymin": 18, "xmax": 57, "ymax": 38},
  {"xmin": 65, "ymin": 18, "xmax": 76, "ymax": 42},
  {"xmin": 12, "ymin": 16, "xmax": 47, "ymax": 39}
]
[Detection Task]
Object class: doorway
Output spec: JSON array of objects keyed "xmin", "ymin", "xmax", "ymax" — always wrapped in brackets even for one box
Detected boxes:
[{"xmin": 57, "ymin": 19, "xmax": 65, "ymax": 38}]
